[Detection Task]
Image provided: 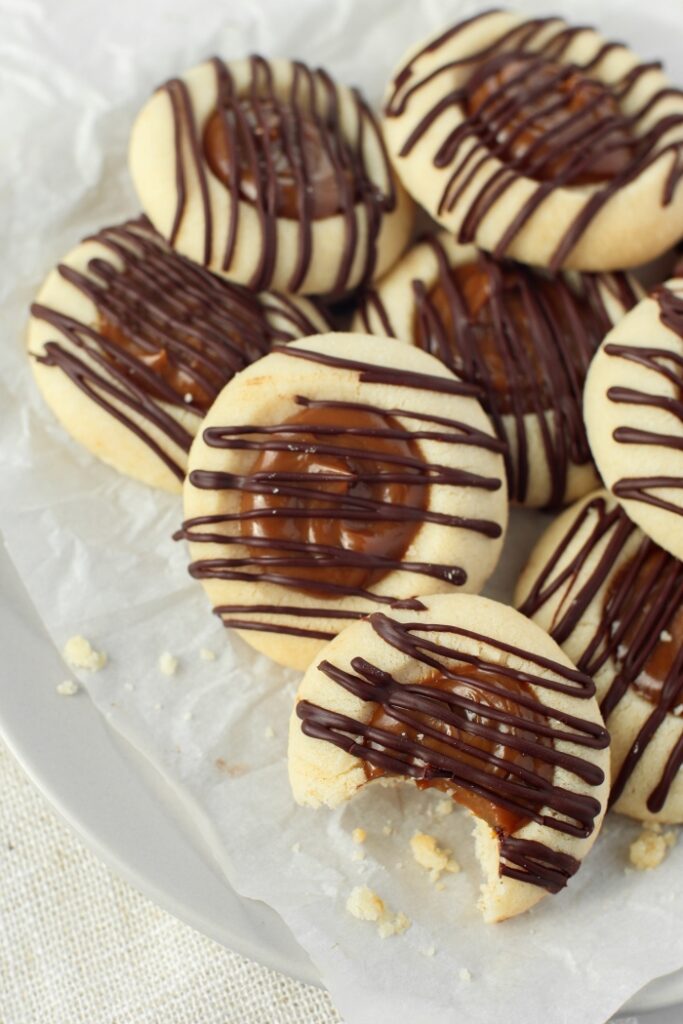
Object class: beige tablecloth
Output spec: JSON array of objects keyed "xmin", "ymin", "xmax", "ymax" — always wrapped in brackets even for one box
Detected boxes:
[{"xmin": 0, "ymin": 740, "xmax": 341, "ymax": 1024}]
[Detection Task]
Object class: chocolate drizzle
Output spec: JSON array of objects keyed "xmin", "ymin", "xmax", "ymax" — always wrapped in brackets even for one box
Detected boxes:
[
  {"xmin": 30, "ymin": 219, "xmax": 322, "ymax": 481},
  {"xmin": 178, "ymin": 344, "xmax": 505, "ymax": 639},
  {"xmin": 297, "ymin": 610, "xmax": 608, "ymax": 892},
  {"xmin": 519, "ymin": 494, "xmax": 683, "ymax": 812},
  {"xmin": 384, "ymin": 11, "xmax": 683, "ymax": 268},
  {"xmin": 162, "ymin": 56, "xmax": 396, "ymax": 293},
  {"xmin": 607, "ymin": 284, "xmax": 683, "ymax": 516},
  {"xmin": 360, "ymin": 237, "xmax": 637, "ymax": 505}
]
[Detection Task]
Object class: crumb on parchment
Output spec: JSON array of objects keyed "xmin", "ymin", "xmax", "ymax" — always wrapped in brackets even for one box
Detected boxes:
[
  {"xmin": 63, "ymin": 635, "xmax": 107, "ymax": 672},
  {"xmin": 346, "ymin": 886, "xmax": 410, "ymax": 939},
  {"xmin": 352, "ymin": 828, "xmax": 367, "ymax": 845},
  {"xmin": 629, "ymin": 826, "xmax": 677, "ymax": 870},
  {"xmin": 56, "ymin": 680, "xmax": 79, "ymax": 697},
  {"xmin": 159, "ymin": 652, "xmax": 178, "ymax": 676},
  {"xmin": 199, "ymin": 647, "xmax": 216, "ymax": 661},
  {"xmin": 459, "ymin": 967, "xmax": 472, "ymax": 982},
  {"xmin": 435, "ymin": 798, "xmax": 454, "ymax": 817},
  {"xmin": 410, "ymin": 832, "xmax": 460, "ymax": 883}
]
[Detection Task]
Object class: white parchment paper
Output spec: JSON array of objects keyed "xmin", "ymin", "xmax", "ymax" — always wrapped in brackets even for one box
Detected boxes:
[{"xmin": 2, "ymin": 1, "xmax": 683, "ymax": 1022}]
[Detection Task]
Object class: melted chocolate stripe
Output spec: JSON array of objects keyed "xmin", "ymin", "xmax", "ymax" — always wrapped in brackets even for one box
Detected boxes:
[
  {"xmin": 519, "ymin": 495, "xmax": 683, "ymax": 811},
  {"xmin": 498, "ymin": 837, "xmax": 579, "ymax": 893},
  {"xmin": 384, "ymin": 11, "xmax": 683, "ymax": 267},
  {"xmin": 297, "ymin": 611, "xmax": 605, "ymax": 891},
  {"xmin": 271, "ymin": 342, "xmax": 493, "ymax": 405}
]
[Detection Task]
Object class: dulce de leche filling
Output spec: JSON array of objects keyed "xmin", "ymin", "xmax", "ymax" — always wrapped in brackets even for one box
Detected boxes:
[
  {"xmin": 98, "ymin": 312, "xmax": 223, "ymax": 410},
  {"xmin": 204, "ymin": 98, "xmax": 355, "ymax": 219},
  {"xmin": 416, "ymin": 261, "xmax": 590, "ymax": 414},
  {"xmin": 237, "ymin": 404, "xmax": 427, "ymax": 594},
  {"xmin": 364, "ymin": 665, "xmax": 554, "ymax": 834},
  {"xmin": 466, "ymin": 53, "xmax": 636, "ymax": 185},
  {"xmin": 605, "ymin": 548, "xmax": 683, "ymax": 713}
]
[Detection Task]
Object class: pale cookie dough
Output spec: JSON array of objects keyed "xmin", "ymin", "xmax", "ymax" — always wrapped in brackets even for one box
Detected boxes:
[
  {"xmin": 288, "ymin": 593, "xmax": 609, "ymax": 922},
  {"xmin": 382, "ymin": 11, "xmax": 683, "ymax": 271},
  {"xmin": 354, "ymin": 232, "xmax": 638, "ymax": 507},
  {"xmin": 516, "ymin": 489, "xmax": 683, "ymax": 824},
  {"xmin": 27, "ymin": 218, "xmax": 326, "ymax": 493},
  {"xmin": 584, "ymin": 278, "xmax": 683, "ymax": 561},
  {"xmin": 129, "ymin": 56, "xmax": 414, "ymax": 295},
  {"xmin": 181, "ymin": 334, "xmax": 508, "ymax": 671}
]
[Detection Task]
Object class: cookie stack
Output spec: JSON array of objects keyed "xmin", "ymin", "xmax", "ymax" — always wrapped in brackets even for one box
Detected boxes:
[{"xmin": 27, "ymin": 10, "xmax": 683, "ymax": 922}]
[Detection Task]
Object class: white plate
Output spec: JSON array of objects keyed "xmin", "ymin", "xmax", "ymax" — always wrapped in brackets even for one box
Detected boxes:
[{"xmin": 1, "ymin": 528, "xmax": 682, "ymax": 1021}]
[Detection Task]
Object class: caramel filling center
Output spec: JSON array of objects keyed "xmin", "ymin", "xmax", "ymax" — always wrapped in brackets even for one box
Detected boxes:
[
  {"xmin": 237, "ymin": 404, "xmax": 426, "ymax": 594},
  {"xmin": 416, "ymin": 261, "xmax": 589, "ymax": 414},
  {"xmin": 466, "ymin": 53, "xmax": 636, "ymax": 185},
  {"xmin": 364, "ymin": 666, "xmax": 554, "ymax": 834},
  {"xmin": 98, "ymin": 312, "xmax": 223, "ymax": 409},
  {"xmin": 204, "ymin": 98, "xmax": 355, "ymax": 219}
]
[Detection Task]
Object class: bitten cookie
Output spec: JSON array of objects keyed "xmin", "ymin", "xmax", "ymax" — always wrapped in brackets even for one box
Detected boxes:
[
  {"xmin": 382, "ymin": 10, "xmax": 683, "ymax": 271},
  {"xmin": 129, "ymin": 55, "xmax": 414, "ymax": 295},
  {"xmin": 27, "ymin": 218, "xmax": 325, "ymax": 492},
  {"xmin": 288, "ymin": 593, "xmax": 609, "ymax": 922},
  {"xmin": 355, "ymin": 233, "xmax": 638, "ymax": 507},
  {"xmin": 584, "ymin": 278, "xmax": 683, "ymax": 561},
  {"xmin": 516, "ymin": 489, "xmax": 683, "ymax": 824},
  {"xmin": 180, "ymin": 333, "xmax": 508, "ymax": 670}
]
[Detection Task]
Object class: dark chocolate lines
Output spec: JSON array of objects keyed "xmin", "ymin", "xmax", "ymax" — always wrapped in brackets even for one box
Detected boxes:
[
  {"xmin": 607, "ymin": 284, "xmax": 683, "ymax": 517},
  {"xmin": 360, "ymin": 238, "xmax": 636, "ymax": 505},
  {"xmin": 163, "ymin": 55, "xmax": 396, "ymax": 292},
  {"xmin": 297, "ymin": 611, "xmax": 608, "ymax": 892},
  {"xmin": 384, "ymin": 11, "xmax": 683, "ymax": 268},
  {"xmin": 519, "ymin": 494, "xmax": 683, "ymax": 812},
  {"xmin": 179, "ymin": 346, "xmax": 505, "ymax": 639},
  {"xmin": 30, "ymin": 219, "xmax": 321, "ymax": 481}
]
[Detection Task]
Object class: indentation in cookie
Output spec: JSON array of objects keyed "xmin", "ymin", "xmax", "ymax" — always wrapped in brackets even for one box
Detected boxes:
[
  {"xmin": 465, "ymin": 52, "xmax": 636, "ymax": 185},
  {"xmin": 237, "ymin": 403, "xmax": 426, "ymax": 592},
  {"xmin": 204, "ymin": 97, "xmax": 357, "ymax": 220}
]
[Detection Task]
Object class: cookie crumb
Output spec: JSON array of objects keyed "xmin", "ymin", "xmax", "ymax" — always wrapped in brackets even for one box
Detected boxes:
[
  {"xmin": 291, "ymin": 842, "xmax": 301, "ymax": 854},
  {"xmin": 435, "ymin": 798, "xmax": 454, "ymax": 817},
  {"xmin": 421, "ymin": 945, "xmax": 436, "ymax": 958},
  {"xmin": 346, "ymin": 885, "xmax": 385, "ymax": 922},
  {"xmin": 382, "ymin": 824, "xmax": 393, "ymax": 836},
  {"xmin": 123, "ymin": 682, "xmax": 134, "ymax": 693},
  {"xmin": 629, "ymin": 826, "xmax": 677, "ymax": 870},
  {"xmin": 182, "ymin": 712, "xmax": 193, "ymax": 722},
  {"xmin": 377, "ymin": 911, "xmax": 410, "ymax": 939},
  {"xmin": 352, "ymin": 827, "xmax": 367, "ymax": 845},
  {"xmin": 351, "ymin": 849, "xmax": 366, "ymax": 862},
  {"xmin": 56, "ymin": 680, "xmax": 78, "ymax": 697},
  {"xmin": 159, "ymin": 652, "xmax": 178, "ymax": 676},
  {"xmin": 346, "ymin": 886, "xmax": 410, "ymax": 938},
  {"xmin": 459, "ymin": 967, "xmax": 472, "ymax": 982},
  {"xmin": 660, "ymin": 630, "xmax": 673, "ymax": 643},
  {"xmin": 199, "ymin": 647, "xmax": 216, "ymax": 661},
  {"xmin": 410, "ymin": 831, "xmax": 460, "ymax": 882},
  {"xmin": 264, "ymin": 725, "xmax": 275, "ymax": 739},
  {"xmin": 63, "ymin": 635, "xmax": 107, "ymax": 672}
]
